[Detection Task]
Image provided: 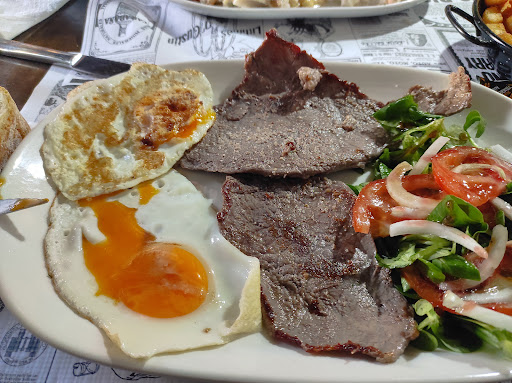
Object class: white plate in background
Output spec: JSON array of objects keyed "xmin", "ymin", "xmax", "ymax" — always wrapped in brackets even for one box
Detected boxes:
[{"xmin": 168, "ymin": 0, "xmax": 426, "ymax": 19}]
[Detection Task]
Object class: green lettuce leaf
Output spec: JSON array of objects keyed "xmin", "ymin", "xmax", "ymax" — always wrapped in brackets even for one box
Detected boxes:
[
  {"xmin": 464, "ymin": 110, "xmax": 486, "ymax": 139},
  {"xmin": 417, "ymin": 258, "xmax": 445, "ymax": 284},
  {"xmin": 411, "ymin": 300, "xmax": 483, "ymax": 353},
  {"xmin": 431, "ymin": 254, "xmax": 480, "ymax": 281},
  {"xmin": 347, "ymin": 183, "xmax": 366, "ymax": 195},
  {"xmin": 376, "ymin": 235, "xmax": 452, "ymax": 270},
  {"xmin": 470, "ymin": 320, "xmax": 512, "ymax": 359},
  {"xmin": 370, "ymin": 98, "xmax": 487, "ymax": 180},
  {"xmin": 373, "ymin": 95, "xmax": 442, "ymax": 136},
  {"xmin": 372, "ymin": 119, "xmax": 447, "ymax": 178},
  {"xmin": 427, "ymin": 195, "xmax": 489, "ymax": 234},
  {"xmin": 441, "ymin": 110, "xmax": 486, "ymax": 147}
]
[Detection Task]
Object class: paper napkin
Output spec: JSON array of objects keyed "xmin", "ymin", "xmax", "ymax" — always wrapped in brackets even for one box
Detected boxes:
[{"xmin": 0, "ymin": 0, "xmax": 70, "ymax": 39}]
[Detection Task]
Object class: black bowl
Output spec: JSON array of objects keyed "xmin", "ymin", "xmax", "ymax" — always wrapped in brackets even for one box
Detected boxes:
[{"xmin": 446, "ymin": 0, "xmax": 512, "ymax": 79}]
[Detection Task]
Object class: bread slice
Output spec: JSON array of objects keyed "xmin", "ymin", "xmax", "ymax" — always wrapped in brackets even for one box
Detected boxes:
[{"xmin": 0, "ymin": 87, "xmax": 30, "ymax": 171}]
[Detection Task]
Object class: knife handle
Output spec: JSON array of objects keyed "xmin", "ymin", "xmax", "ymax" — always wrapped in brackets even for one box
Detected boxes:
[{"xmin": 0, "ymin": 38, "xmax": 76, "ymax": 67}]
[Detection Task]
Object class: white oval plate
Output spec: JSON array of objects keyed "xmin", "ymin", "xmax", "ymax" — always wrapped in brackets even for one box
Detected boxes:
[
  {"xmin": 1, "ymin": 62, "xmax": 512, "ymax": 382},
  {"xmin": 168, "ymin": 0, "xmax": 426, "ymax": 19}
]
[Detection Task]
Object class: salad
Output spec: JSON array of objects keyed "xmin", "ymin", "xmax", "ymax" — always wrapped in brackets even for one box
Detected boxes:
[{"xmin": 351, "ymin": 95, "xmax": 512, "ymax": 357}]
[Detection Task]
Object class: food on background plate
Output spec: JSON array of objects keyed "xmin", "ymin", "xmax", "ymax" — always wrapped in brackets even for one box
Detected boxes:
[
  {"xmin": 41, "ymin": 63, "xmax": 215, "ymax": 201},
  {"xmin": 217, "ymin": 175, "xmax": 417, "ymax": 362},
  {"xmin": 44, "ymin": 170, "xmax": 261, "ymax": 358},
  {"xmin": 351, "ymin": 93, "xmax": 512, "ymax": 356},
  {"xmin": 0, "ymin": 86, "xmax": 30, "ymax": 172},
  {"xmin": 197, "ymin": 0, "xmax": 401, "ymax": 8},
  {"xmin": 482, "ymin": 0, "xmax": 512, "ymax": 45},
  {"xmin": 180, "ymin": 30, "xmax": 389, "ymax": 178}
]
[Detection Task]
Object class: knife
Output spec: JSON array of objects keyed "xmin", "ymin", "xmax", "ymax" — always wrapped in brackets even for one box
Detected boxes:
[
  {"xmin": 0, "ymin": 198, "xmax": 49, "ymax": 216},
  {"xmin": 0, "ymin": 38, "xmax": 131, "ymax": 77}
]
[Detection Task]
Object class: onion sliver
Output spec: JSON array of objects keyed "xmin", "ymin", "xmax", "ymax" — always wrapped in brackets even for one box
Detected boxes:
[
  {"xmin": 386, "ymin": 162, "xmax": 439, "ymax": 211},
  {"xmin": 490, "ymin": 144, "xmax": 512, "ymax": 165},
  {"xmin": 463, "ymin": 287, "xmax": 512, "ymax": 304},
  {"xmin": 452, "ymin": 163, "xmax": 507, "ymax": 180},
  {"xmin": 440, "ymin": 225, "xmax": 507, "ymax": 291},
  {"xmin": 410, "ymin": 136, "xmax": 450, "ymax": 175},
  {"xmin": 390, "ymin": 206, "xmax": 430, "ymax": 219},
  {"xmin": 389, "ymin": 220, "xmax": 488, "ymax": 259},
  {"xmin": 492, "ymin": 198, "xmax": 512, "ymax": 221},
  {"xmin": 443, "ymin": 290, "xmax": 512, "ymax": 332}
]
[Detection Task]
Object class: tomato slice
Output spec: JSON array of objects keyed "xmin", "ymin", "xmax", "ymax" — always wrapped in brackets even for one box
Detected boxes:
[
  {"xmin": 472, "ymin": 248, "xmax": 512, "ymax": 315},
  {"xmin": 352, "ymin": 174, "xmax": 444, "ymax": 237},
  {"xmin": 477, "ymin": 201, "xmax": 500, "ymax": 228},
  {"xmin": 352, "ymin": 179, "xmax": 390, "ymax": 237},
  {"xmin": 401, "ymin": 265, "xmax": 449, "ymax": 310},
  {"xmin": 431, "ymin": 146, "xmax": 512, "ymax": 206},
  {"xmin": 401, "ymin": 265, "xmax": 505, "ymax": 316}
]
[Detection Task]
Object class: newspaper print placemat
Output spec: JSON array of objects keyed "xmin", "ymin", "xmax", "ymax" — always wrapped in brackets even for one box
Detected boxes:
[{"xmin": 2, "ymin": 0, "xmax": 511, "ymax": 381}]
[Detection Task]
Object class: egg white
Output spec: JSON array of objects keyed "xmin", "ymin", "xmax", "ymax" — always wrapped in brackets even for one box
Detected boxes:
[
  {"xmin": 41, "ymin": 63, "xmax": 216, "ymax": 201},
  {"xmin": 44, "ymin": 170, "xmax": 261, "ymax": 358}
]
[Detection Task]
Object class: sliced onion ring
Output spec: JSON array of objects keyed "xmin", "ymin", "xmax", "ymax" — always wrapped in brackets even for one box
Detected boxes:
[
  {"xmin": 443, "ymin": 290, "xmax": 512, "ymax": 332},
  {"xmin": 491, "ymin": 197, "xmax": 512, "ymax": 221},
  {"xmin": 490, "ymin": 144, "xmax": 512, "ymax": 165},
  {"xmin": 440, "ymin": 225, "xmax": 507, "ymax": 291},
  {"xmin": 452, "ymin": 163, "xmax": 507, "ymax": 180},
  {"xmin": 389, "ymin": 220, "xmax": 488, "ymax": 259},
  {"xmin": 386, "ymin": 162, "xmax": 439, "ymax": 212},
  {"xmin": 410, "ymin": 136, "xmax": 450, "ymax": 175}
]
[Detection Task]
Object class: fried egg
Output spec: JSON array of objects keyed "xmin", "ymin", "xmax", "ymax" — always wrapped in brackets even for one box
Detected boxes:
[
  {"xmin": 44, "ymin": 170, "xmax": 261, "ymax": 358},
  {"xmin": 41, "ymin": 63, "xmax": 215, "ymax": 201}
]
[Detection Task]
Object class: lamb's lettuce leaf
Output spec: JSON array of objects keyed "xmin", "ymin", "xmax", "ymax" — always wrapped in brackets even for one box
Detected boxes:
[
  {"xmin": 464, "ymin": 110, "xmax": 486, "ymax": 140},
  {"xmin": 427, "ymin": 195, "xmax": 489, "ymax": 234},
  {"xmin": 431, "ymin": 254, "xmax": 480, "ymax": 281},
  {"xmin": 411, "ymin": 300, "xmax": 483, "ymax": 353}
]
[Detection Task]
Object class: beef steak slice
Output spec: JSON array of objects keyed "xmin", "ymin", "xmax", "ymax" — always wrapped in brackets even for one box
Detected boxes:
[
  {"xmin": 218, "ymin": 175, "xmax": 418, "ymax": 363},
  {"xmin": 409, "ymin": 66, "xmax": 472, "ymax": 116},
  {"xmin": 180, "ymin": 30, "xmax": 389, "ymax": 178}
]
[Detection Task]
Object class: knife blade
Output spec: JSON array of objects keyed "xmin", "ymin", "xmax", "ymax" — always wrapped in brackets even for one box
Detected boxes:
[
  {"xmin": 0, "ymin": 198, "xmax": 49, "ymax": 216},
  {"xmin": 0, "ymin": 38, "xmax": 131, "ymax": 77}
]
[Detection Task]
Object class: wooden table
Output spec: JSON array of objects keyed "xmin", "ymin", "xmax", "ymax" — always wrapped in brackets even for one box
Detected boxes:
[{"xmin": 0, "ymin": 0, "xmax": 88, "ymax": 110}]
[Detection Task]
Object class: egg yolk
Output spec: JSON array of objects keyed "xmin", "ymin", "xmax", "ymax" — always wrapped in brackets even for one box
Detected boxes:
[
  {"xmin": 175, "ymin": 109, "xmax": 216, "ymax": 139},
  {"xmin": 137, "ymin": 180, "xmax": 160, "ymax": 205},
  {"xmin": 79, "ymin": 183, "xmax": 209, "ymax": 318}
]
